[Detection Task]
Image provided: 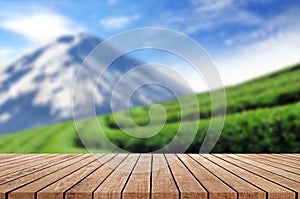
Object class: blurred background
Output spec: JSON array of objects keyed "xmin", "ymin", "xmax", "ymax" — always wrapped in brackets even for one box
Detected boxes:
[{"xmin": 0, "ymin": 0, "xmax": 300, "ymax": 153}]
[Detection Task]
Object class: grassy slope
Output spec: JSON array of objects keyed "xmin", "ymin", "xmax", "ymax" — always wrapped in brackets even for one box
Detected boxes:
[{"xmin": 0, "ymin": 63, "xmax": 299, "ymax": 153}]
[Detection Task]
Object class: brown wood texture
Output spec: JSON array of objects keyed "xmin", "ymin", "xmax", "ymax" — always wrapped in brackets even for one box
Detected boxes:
[{"xmin": 0, "ymin": 154, "xmax": 298, "ymax": 199}]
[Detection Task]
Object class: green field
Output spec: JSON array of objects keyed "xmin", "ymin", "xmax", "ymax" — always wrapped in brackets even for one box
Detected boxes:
[{"xmin": 0, "ymin": 63, "xmax": 300, "ymax": 153}]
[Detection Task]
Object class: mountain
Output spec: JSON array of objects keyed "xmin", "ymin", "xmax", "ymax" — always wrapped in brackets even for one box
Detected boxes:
[{"xmin": 0, "ymin": 33, "xmax": 193, "ymax": 134}]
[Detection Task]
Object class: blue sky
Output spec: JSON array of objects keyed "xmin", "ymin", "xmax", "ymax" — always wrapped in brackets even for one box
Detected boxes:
[{"xmin": 1, "ymin": 0, "xmax": 300, "ymax": 90}]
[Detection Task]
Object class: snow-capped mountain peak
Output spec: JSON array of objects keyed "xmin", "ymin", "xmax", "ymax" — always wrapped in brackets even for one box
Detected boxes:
[{"xmin": 0, "ymin": 33, "xmax": 193, "ymax": 134}]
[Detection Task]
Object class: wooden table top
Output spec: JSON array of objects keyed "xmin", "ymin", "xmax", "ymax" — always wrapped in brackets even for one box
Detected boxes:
[{"xmin": 0, "ymin": 154, "xmax": 299, "ymax": 199}]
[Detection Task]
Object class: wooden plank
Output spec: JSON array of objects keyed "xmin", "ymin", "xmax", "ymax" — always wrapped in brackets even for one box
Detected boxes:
[
  {"xmin": 271, "ymin": 154, "xmax": 300, "ymax": 164},
  {"xmin": 216, "ymin": 154, "xmax": 300, "ymax": 198},
  {"xmin": 0, "ymin": 155, "xmax": 92, "ymax": 199},
  {"xmin": 122, "ymin": 154, "xmax": 152, "ymax": 199},
  {"xmin": 0, "ymin": 154, "xmax": 18, "ymax": 159},
  {"xmin": 280, "ymin": 154, "xmax": 300, "ymax": 161},
  {"xmin": 36, "ymin": 154, "xmax": 112, "ymax": 199},
  {"xmin": 0, "ymin": 154, "xmax": 41, "ymax": 167},
  {"xmin": 235, "ymin": 154, "xmax": 300, "ymax": 183},
  {"xmin": 0, "ymin": 154, "xmax": 298, "ymax": 198},
  {"xmin": 239, "ymin": 154, "xmax": 300, "ymax": 175},
  {"xmin": 189, "ymin": 154, "xmax": 265, "ymax": 199},
  {"xmin": 0, "ymin": 154, "xmax": 58, "ymax": 177},
  {"xmin": 0, "ymin": 154, "xmax": 77, "ymax": 185},
  {"xmin": 65, "ymin": 154, "xmax": 127, "ymax": 199},
  {"xmin": 165, "ymin": 154, "xmax": 207, "ymax": 199},
  {"xmin": 94, "ymin": 154, "xmax": 140, "ymax": 199},
  {"xmin": 178, "ymin": 154, "xmax": 236, "ymax": 199},
  {"xmin": 287, "ymin": 154, "xmax": 300, "ymax": 159},
  {"xmin": 289, "ymin": 154, "xmax": 300, "ymax": 157},
  {"xmin": 9, "ymin": 154, "xmax": 98, "ymax": 199},
  {"xmin": 253, "ymin": 154, "xmax": 300, "ymax": 168},
  {"xmin": 258, "ymin": 154, "xmax": 300, "ymax": 167},
  {"xmin": 151, "ymin": 154, "xmax": 178, "ymax": 199},
  {"xmin": 205, "ymin": 154, "xmax": 295, "ymax": 199},
  {"xmin": 0, "ymin": 154, "xmax": 22, "ymax": 162},
  {"xmin": 0, "ymin": 154, "xmax": 31, "ymax": 163}
]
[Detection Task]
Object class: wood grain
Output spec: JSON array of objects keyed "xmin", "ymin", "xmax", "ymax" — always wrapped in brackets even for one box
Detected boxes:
[
  {"xmin": 239, "ymin": 154, "xmax": 300, "ymax": 175},
  {"xmin": 178, "ymin": 154, "xmax": 236, "ymax": 199},
  {"xmin": 206, "ymin": 154, "xmax": 295, "ymax": 199},
  {"xmin": 165, "ymin": 154, "xmax": 207, "ymax": 199},
  {"xmin": 65, "ymin": 154, "xmax": 127, "ymax": 199},
  {"xmin": 151, "ymin": 154, "xmax": 178, "ymax": 199},
  {"xmin": 94, "ymin": 154, "xmax": 140, "ymax": 199},
  {"xmin": 37, "ymin": 154, "xmax": 108, "ymax": 199},
  {"xmin": 0, "ymin": 154, "xmax": 298, "ymax": 199},
  {"xmin": 122, "ymin": 154, "xmax": 152, "ymax": 199},
  {"xmin": 218, "ymin": 154, "xmax": 300, "ymax": 198},
  {"xmin": 189, "ymin": 154, "xmax": 265, "ymax": 199}
]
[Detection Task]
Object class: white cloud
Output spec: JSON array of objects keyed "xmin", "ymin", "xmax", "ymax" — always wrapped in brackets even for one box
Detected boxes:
[
  {"xmin": 166, "ymin": 3, "xmax": 300, "ymax": 89},
  {"xmin": 99, "ymin": 15, "xmax": 139, "ymax": 30},
  {"xmin": 215, "ymin": 28, "xmax": 300, "ymax": 86},
  {"xmin": 0, "ymin": 48, "xmax": 14, "ymax": 65},
  {"xmin": 0, "ymin": 113, "xmax": 11, "ymax": 123},
  {"xmin": 222, "ymin": 7, "xmax": 300, "ymax": 46},
  {"xmin": 193, "ymin": 0, "xmax": 233, "ymax": 12},
  {"xmin": 213, "ymin": 8, "xmax": 300, "ymax": 86},
  {"xmin": 0, "ymin": 12, "xmax": 81, "ymax": 43},
  {"xmin": 162, "ymin": 0, "xmax": 263, "ymax": 34},
  {"xmin": 171, "ymin": 22, "xmax": 300, "ymax": 91}
]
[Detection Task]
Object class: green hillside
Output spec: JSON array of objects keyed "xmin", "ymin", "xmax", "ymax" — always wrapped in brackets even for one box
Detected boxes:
[{"xmin": 1, "ymin": 63, "xmax": 300, "ymax": 153}]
